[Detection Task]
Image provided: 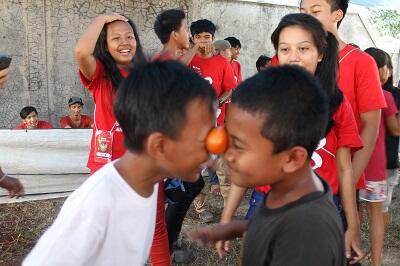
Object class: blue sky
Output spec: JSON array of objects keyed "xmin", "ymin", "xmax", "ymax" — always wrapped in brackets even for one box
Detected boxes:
[{"xmin": 351, "ymin": 0, "xmax": 400, "ymax": 9}]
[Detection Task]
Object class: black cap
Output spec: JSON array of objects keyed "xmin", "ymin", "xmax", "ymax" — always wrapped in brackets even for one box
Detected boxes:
[{"xmin": 68, "ymin": 97, "xmax": 83, "ymax": 106}]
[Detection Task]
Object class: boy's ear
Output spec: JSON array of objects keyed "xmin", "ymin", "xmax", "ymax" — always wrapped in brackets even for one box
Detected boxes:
[
  {"xmin": 281, "ymin": 146, "xmax": 308, "ymax": 173},
  {"xmin": 145, "ymin": 132, "xmax": 166, "ymax": 159}
]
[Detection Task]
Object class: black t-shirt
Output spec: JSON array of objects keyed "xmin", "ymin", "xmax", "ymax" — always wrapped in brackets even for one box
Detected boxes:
[
  {"xmin": 385, "ymin": 87, "xmax": 400, "ymax": 169},
  {"xmin": 242, "ymin": 178, "xmax": 345, "ymax": 266}
]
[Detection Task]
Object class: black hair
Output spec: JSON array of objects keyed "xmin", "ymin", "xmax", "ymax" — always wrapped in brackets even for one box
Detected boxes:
[
  {"xmin": 232, "ymin": 65, "xmax": 329, "ymax": 157},
  {"xmin": 20, "ymin": 106, "xmax": 38, "ymax": 119},
  {"xmin": 383, "ymin": 51, "xmax": 395, "ymax": 92},
  {"xmin": 271, "ymin": 13, "xmax": 343, "ymax": 134},
  {"xmin": 300, "ymin": 0, "xmax": 348, "ymax": 28},
  {"xmin": 256, "ymin": 55, "xmax": 271, "ymax": 72},
  {"xmin": 154, "ymin": 9, "xmax": 186, "ymax": 44},
  {"xmin": 224, "ymin": 37, "xmax": 241, "ymax": 48},
  {"xmin": 114, "ymin": 61, "xmax": 216, "ymax": 153},
  {"xmin": 364, "ymin": 47, "xmax": 388, "ymax": 69},
  {"xmin": 94, "ymin": 17, "xmax": 146, "ymax": 91},
  {"xmin": 190, "ymin": 19, "xmax": 216, "ymax": 36}
]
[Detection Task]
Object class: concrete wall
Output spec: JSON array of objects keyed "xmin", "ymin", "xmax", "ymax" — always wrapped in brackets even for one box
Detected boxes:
[{"xmin": 0, "ymin": 0, "xmax": 390, "ymax": 128}]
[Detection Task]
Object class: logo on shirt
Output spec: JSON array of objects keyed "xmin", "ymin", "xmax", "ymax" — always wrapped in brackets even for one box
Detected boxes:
[
  {"xmin": 311, "ymin": 138, "xmax": 335, "ymax": 170},
  {"xmin": 204, "ymin": 77, "xmax": 213, "ymax": 85}
]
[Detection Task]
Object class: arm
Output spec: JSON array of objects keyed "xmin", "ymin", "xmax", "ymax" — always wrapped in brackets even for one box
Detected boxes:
[
  {"xmin": 0, "ymin": 167, "xmax": 24, "ymax": 198},
  {"xmin": 220, "ymin": 183, "xmax": 247, "ymax": 224},
  {"xmin": 336, "ymin": 147, "xmax": 363, "ymax": 263},
  {"xmin": 218, "ymin": 90, "xmax": 232, "ymax": 106},
  {"xmin": 180, "ymin": 43, "xmax": 200, "ymax": 66},
  {"xmin": 0, "ymin": 67, "xmax": 9, "ymax": 88},
  {"xmin": 74, "ymin": 13, "xmax": 127, "ymax": 80},
  {"xmin": 352, "ymin": 110, "xmax": 381, "ymax": 183},
  {"xmin": 385, "ymin": 114, "xmax": 400, "ymax": 136}
]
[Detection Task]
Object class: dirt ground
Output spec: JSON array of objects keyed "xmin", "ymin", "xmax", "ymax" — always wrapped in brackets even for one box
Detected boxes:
[{"xmin": 0, "ymin": 185, "xmax": 399, "ymax": 265}]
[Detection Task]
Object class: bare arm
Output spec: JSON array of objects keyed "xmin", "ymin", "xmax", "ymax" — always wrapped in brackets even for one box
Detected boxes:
[
  {"xmin": 352, "ymin": 110, "xmax": 381, "ymax": 183},
  {"xmin": 218, "ymin": 90, "xmax": 233, "ymax": 107},
  {"xmin": 0, "ymin": 167, "xmax": 24, "ymax": 198},
  {"xmin": 0, "ymin": 67, "xmax": 9, "ymax": 88},
  {"xmin": 220, "ymin": 183, "xmax": 247, "ymax": 223},
  {"xmin": 385, "ymin": 114, "xmax": 400, "ymax": 136},
  {"xmin": 74, "ymin": 13, "xmax": 127, "ymax": 80},
  {"xmin": 180, "ymin": 43, "xmax": 200, "ymax": 66},
  {"xmin": 336, "ymin": 147, "xmax": 363, "ymax": 263}
]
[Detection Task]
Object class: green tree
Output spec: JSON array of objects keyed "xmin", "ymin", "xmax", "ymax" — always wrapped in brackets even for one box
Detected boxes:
[{"xmin": 371, "ymin": 10, "xmax": 400, "ymax": 39}]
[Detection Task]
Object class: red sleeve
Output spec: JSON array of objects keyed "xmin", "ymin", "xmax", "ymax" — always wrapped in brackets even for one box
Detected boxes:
[
  {"xmin": 40, "ymin": 121, "xmax": 54, "ymax": 129},
  {"xmin": 236, "ymin": 61, "xmax": 243, "ymax": 83},
  {"xmin": 355, "ymin": 53, "xmax": 386, "ymax": 113},
  {"xmin": 333, "ymin": 97, "xmax": 363, "ymax": 151},
  {"xmin": 384, "ymin": 91, "xmax": 398, "ymax": 117},
  {"xmin": 15, "ymin": 123, "xmax": 25, "ymax": 129},
  {"xmin": 221, "ymin": 60, "xmax": 237, "ymax": 93},
  {"xmin": 78, "ymin": 59, "xmax": 105, "ymax": 92},
  {"xmin": 59, "ymin": 116, "xmax": 70, "ymax": 128},
  {"xmin": 271, "ymin": 55, "xmax": 279, "ymax": 66}
]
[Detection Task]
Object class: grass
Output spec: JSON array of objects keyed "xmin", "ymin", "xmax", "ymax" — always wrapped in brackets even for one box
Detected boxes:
[{"xmin": 0, "ymin": 186, "xmax": 399, "ymax": 265}]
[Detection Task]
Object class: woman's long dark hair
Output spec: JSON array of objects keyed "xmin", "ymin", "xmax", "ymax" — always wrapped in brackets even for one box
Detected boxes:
[
  {"xmin": 271, "ymin": 13, "xmax": 343, "ymax": 134},
  {"xmin": 94, "ymin": 18, "xmax": 146, "ymax": 91}
]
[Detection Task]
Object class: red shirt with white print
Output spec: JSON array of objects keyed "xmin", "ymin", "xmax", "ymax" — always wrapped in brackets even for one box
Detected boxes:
[
  {"xmin": 364, "ymin": 91, "xmax": 398, "ymax": 181},
  {"xmin": 312, "ymin": 97, "xmax": 363, "ymax": 195},
  {"xmin": 338, "ymin": 44, "xmax": 387, "ymax": 189},
  {"xmin": 79, "ymin": 59, "xmax": 128, "ymax": 173},
  {"xmin": 231, "ymin": 60, "xmax": 242, "ymax": 84},
  {"xmin": 15, "ymin": 121, "xmax": 54, "ymax": 129},
  {"xmin": 189, "ymin": 54, "xmax": 237, "ymax": 125}
]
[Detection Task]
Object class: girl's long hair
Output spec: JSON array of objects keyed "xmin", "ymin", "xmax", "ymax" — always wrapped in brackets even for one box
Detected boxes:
[
  {"xmin": 94, "ymin": 18, "xmax": 146, "ymax": 91},
  {"xmin": 271, "ymin": 13, "xmax": 343, "ymax": 134}
]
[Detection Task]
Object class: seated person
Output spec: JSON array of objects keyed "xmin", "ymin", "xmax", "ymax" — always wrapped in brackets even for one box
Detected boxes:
[
  {"xmin": 15, "ymin": 106, "xmax": 53, "ymax": 129},
  {"xmin": 213, "ymin": 40, "xmax": 231, "ymax": 61},
  {"xmin": 59, "ymin": 97, "xmax": 93, "ymax": 128}
]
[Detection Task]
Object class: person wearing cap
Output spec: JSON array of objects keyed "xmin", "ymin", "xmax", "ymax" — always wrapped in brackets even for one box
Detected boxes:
[
  {"xmin": 59, "ymin": 97, "xmax": 93, "ymax": 129},
  {"xmin": 213, "ymin": 40, "xmax": 231, "ymax": 61}
]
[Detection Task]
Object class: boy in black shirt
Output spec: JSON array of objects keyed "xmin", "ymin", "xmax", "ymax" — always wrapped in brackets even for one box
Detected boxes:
[{"xmin": 190, "ymin": 65, "xmax": 346, "ymax": 266}]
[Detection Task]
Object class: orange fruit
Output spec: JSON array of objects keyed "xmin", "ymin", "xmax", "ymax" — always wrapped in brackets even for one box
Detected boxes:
[{"xmin": 205, "ymin": 126, "xmax": 228, "ymax": 154}]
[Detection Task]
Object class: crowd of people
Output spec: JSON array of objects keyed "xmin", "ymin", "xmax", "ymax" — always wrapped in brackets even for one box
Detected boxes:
[{"xmin": 0, "ymin": 0, "xmax": 399, "ymax": 265}]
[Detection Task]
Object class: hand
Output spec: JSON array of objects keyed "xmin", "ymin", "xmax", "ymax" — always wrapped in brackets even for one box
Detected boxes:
[
  {"xmin": 188, "ymin": 226, "xmax": 218, "ymax": 248},
  {"xmin": 0, "ymin": 175, "xmax": 25, "ymax": 198},
  {"xmin": 0, "ymin": 67, "xmax": 10, "ymax": 88},
  {"xmin": 215, "ymin": 239, "xmax": 230, "ymax": 258},
  {"xmin": 197, "ymin": 42, "xmax": 213, "ymax": 55},
  {"xmin": 345, "ymin": 227, "xmax": 364, "ymax": 264},
  {"xmin": 100, "ymin": 13, "xmax": 128, "ymax": 24}
]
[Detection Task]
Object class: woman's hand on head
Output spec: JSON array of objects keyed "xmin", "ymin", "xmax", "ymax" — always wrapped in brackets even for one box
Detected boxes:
[{"xmin": 100, "ymin": 13, "xmax": 128, "ymax": 24}]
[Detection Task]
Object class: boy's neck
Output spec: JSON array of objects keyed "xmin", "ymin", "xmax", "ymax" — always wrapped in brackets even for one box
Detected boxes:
[
  {"xmin": 196, "ymin": 51, "xmax": 213, "ymax": 59},
  {"xmin": 328, "ymin": 27, "xmax": 347, "ymax": 51},
  {"xmin": 163, "ymin": 43, "xmax": 179, "ymax": 59},
  {"xmin": 266, "ymin": 166, "xmax": 324, "ymax": 209},
  {"xmin": 114, "ymin": 151, "xmax": 163, "ymax": 198}
]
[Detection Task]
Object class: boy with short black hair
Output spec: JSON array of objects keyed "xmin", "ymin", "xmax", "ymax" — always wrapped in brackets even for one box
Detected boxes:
[
  {"xmin": 256, "ymin": 55, "xmax": 271, "ymax": 72},
  {"xmin": 224, "ymin": 36, "xmax": 242, "ymax": 83},
  {"xmin": 189, "ymin": 18, "xmax": 236, "ymax": 223},
  {"xmin": 190, "ymin": 65, "xmax": 345, "ymax": 266},
  {"xmin": 23, "ymin": 61, "xmax": 216, "ymax": 265},
  {"xmin": 15, "ymin": 106, "xmax": 53, "ymax": 129}
]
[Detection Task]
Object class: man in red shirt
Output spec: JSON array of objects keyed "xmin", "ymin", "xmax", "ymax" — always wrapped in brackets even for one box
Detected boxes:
[
  {"xmin": 300, "ymin": 0, "xmax": 386, "ymax": 264},
  {"xmin": 15, "ymin": 106, "xmax": 53, "ymax": 129},
  {"xmin": 59, "ymin": 97, "xmax": 93, "ymax": 128},
  {"xmin": 225, "ymin": 37, "xmax": 242, "ymax": 83},
  {"xmin": 189, "ymin": 19, "xmax": 236, "ymax": 224}
]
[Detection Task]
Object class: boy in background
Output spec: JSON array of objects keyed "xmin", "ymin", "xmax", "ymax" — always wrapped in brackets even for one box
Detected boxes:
[{"xmin": 225, "ymin": 37, "xmax": 242, "ymax": 83}]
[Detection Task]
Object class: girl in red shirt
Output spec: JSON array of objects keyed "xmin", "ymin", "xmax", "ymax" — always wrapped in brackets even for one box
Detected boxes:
[{"xmin": 74, "ymin": 14, "xmax": 169, "ymax": 265}]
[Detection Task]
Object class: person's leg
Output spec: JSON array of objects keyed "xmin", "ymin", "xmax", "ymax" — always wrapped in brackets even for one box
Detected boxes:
[
  {"xmin": 150, "ymin": 180, "xmax": 171, "ymax": 266},
  {"xmin": 367, "ymin": 201, "xmax": 385, "ymax": 266},
  {"xmin": 245, "ymin": 190, "xmax": 265, "ymax": 220},
  {"xmin": 165, "ymin": 176, "xmax": 205, "ymax": 252},
  {"xmin": 216, "ymin": 159, "xmax": 231, "ymax": 206},
  {"xmin": 383, "ymin": 169, "xmax": 399, "ymax": 232},
  {"xmin": 193, "ymin": 180, "xmax": 213, "ymax": 222}
]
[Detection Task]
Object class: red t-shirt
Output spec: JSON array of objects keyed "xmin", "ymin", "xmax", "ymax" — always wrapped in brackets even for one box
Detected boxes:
[
  {"xmin": 311, "ymin": 97, "xmax": 363, "ymax": 194},
  {"xmin": 79, "ymin": 59, "xmax": 129, "ymax": 173},
  {"xmin": 231, "ymin": 60, "xmax": 242, "ymax": 84},
  {"xmin": 151, "ymin": 51, "xmax": 176, "ymax": 61},
  {"xmin": 59, "ymin": 115, "xmax": 93, "ymax": 129},
  {"xmin": 189, "ymin": 54, "xmax": 237, "ymax": 125},
  {"xmin": 338, "ymin": 44, "xmax": 387, "ymax": 188},
  {"xmin": 15, "ymin": 121, "xmax": 53, "ymax": 129},
  {"xmin": 364, "ymin": 91, "xmax": 398, "ymax": 181}
]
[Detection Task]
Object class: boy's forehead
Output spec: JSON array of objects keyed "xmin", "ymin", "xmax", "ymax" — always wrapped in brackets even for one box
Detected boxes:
[
  {"xmin": 194, "ymin": 32, "xmax": 212, "ymax": 36},
  {"xmin": 300, "ymin": 0, "xmax": 332, "ymax": 9}
]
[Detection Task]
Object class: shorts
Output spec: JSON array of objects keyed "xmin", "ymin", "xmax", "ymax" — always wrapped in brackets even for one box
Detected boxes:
[
  {"xmin": 359, "ymin": 180, "xmax": 387, "ymax": 202},
  {"xmin": 382, "ymin": 169, "xmax": 399, "ymax": 212}
]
